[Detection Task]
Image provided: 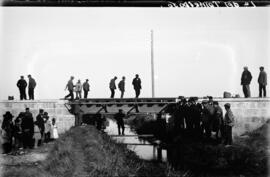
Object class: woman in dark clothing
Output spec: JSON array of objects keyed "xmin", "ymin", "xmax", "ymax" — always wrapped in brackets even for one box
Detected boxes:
[
  {"xmin": 14, "ymin": 112, "xmax": 24, "ymax": 150},
  {"xmin": 1, "ymin": 111, "xmax": 14, "ymax": 154}
]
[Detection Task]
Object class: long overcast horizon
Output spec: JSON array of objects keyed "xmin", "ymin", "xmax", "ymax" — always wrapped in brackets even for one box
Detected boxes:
[{"xmin": 0, "ymin": 7, "xmax": 269, "ymax": 100}]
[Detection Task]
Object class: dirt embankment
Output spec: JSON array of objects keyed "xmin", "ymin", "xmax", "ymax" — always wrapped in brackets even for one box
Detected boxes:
[{"xmin": 1, "ymin": 125, "xmax": 175, "ymax": 177}]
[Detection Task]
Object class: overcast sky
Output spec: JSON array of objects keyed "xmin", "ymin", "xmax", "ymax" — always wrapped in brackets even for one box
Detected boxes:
[{"xmin": 0, "ymin": 7, "xmax": 269, "ymax": 100}]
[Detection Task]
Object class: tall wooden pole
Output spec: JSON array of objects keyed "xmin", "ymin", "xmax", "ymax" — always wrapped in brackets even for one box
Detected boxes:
[{"xmin": 151, "ymin": 30, "xmax": 155, "ymax": 98}]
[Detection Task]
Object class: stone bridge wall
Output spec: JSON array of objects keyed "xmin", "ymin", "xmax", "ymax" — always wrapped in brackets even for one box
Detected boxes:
[
  {"xmin": 0, "ymin": 98, "xmax": 269, "ymax": 136},
  {"xmin": 206, "ymin": 98, "xmax": 270, "ymax": 136},
  {"xmin": 0, "ymin": 100, "xmax": 74, "ymax": 134}
]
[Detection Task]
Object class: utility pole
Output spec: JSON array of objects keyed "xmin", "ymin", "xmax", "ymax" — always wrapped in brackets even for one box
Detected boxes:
[{"xmin": 151, "ymin": 30, "xmax": 155, "ymax": 98}]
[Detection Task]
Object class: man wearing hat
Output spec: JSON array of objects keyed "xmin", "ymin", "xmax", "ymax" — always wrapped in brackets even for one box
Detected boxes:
[
  {"xmin": 21, "ymin": 108, "xmax": 34, "ymax": 149},
  {"xmin": 118, "ymin": 76, "xmax": 125, "ymax": 98},
  {"xmin": 114, "ymin": 109, "xmax": 125, "ymax": 135},
  {"xmin": 241, "ymin": 67, "xmax": 252, "ymax": 98},
  {"xmin": 1, "ymin": 111, "xmax": 14, "ymax": 154},
  {"xmin": 83, "ymin": 79, "xmax": 90, "ymax": 99},
  {"xmin": 213, "ymin": 101, "xmax": 223, "ymax": 143},
  {"xmin": 223, "ymin": 103, "xmax": 234, "ymax": 145},
  {"xmin": 258, "ymin": 66, "xmax": 267, "ymax": 97},
  {"xmin": 28, "ymin": 74, "xmax": 37, "ymax": 100},
  {"xmin": 132, "ymin": 74, "xmax": 142, "ymax": 98},
  {"xmin": 17, "ymin": 76, "xmax": 27, "ymax": 100},
  {"xmin": 65, "ymin": 76, "xmax": 75, "ymax": 100},
  {"xmin": 109, "ymin": 76, "xmax": 117, "ymax": 98}
]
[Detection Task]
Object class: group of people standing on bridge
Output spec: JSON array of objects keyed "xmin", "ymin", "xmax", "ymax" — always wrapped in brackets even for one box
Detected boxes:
[
  {"xmin": 241, "ymin": 66, "xmax": 267, "ymax": 98},
  {"xmin": 14, "ymin": 66, "xmax": 266, "ymax": 100},
  {"xmin": 65, "ymin": 77, "xmax": 90, "ymax": 100},
  {"xmin": 109, "ymin": 74, "xmax": 142, "ymax": 99},
  {"xmin": 1, "ymin": 108, "xmax": 58, "ymax": 154},
  {"xmin": 171, "ymin": 96, "xmax": 234, "ymax": 145},
  {"xmin": 64, "ymin": 74, "xmax": 142, "ymax": 100},
  {"xmin": 16, "ymin": 75, "xmax": 37, "ymax": 100}
]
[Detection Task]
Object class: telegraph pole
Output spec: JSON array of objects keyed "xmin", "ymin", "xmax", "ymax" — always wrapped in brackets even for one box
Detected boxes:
[{"xmin": 151, "ymin": 30, "xmax": 155, "ymax": 98}]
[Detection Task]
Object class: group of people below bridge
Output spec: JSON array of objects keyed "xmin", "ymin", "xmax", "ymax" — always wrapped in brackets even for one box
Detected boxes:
[
  {"xmin": 1, "ymin": 108, "xmax": 59, "ymax": 154},
  {"xmin": 169, "ymin": 97, "xmax": 234, "ymax": 145},
  {"xmin": 64, "ymin": 74, "xmax": 142, "ymax": 100}
]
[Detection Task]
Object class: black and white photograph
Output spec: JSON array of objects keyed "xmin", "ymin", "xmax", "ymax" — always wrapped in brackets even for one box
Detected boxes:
[{"xmin": 0, "ymin": 1, "xmax": 269, "ymax": 177}]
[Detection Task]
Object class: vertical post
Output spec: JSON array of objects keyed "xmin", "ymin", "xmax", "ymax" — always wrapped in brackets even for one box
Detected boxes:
[{"xmin": 151, "ymin": 30, "xmax": 155, "ymax": 98}]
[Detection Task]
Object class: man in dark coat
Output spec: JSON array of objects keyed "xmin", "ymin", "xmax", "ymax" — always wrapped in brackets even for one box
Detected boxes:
[
  {"xmin": 36, "ymin": 109, "xmax": 45, "ymax": 145},
  {"xmin": 213, "ymin": 101, "xmax": 223, "ymax": 143},
  {"xmin": 241, "ymin": 66, "xmax": 252, "ymax": 98},
  {"xmin": 114, "ymin": 109, "xmax": 125, "ymax": 135},
  {"xmin": 258, "ymin": 66, "xmax": 267, "ymax": 97},
  {"xmin": 1, "ymin": 111, "xmax": 14, "ymax": 154},
  {"xmin": 109, "ymin": 76, "xmax": 117, "ymax": 98},
  {"xmin": 83, "ymin": 79, "xmax": 90, "ymax": 99},
  {"xmin": 17, "ymin": 76, "xmax": 27, "ymax": 100},
  {"xmin": 201, "ymin": 100, "xmax": 211, "ymax": 138},
  {"xmin": 28, "ymin": 74, "xmax": 37, "ymax": 100},
  {"xmin": 118, "ymin": 76, "xmax": 125, "ymax": 98},
  {"xmin": 21, "ymin": 108, "xmax": 34, "ymax": 149},
  {"xmin": 65, "ymin": 76, "xmax": 75, "ymax": 100},
  {"xmin": 132, "ymin": 74, "xmax": 141, "ymax": 98}
]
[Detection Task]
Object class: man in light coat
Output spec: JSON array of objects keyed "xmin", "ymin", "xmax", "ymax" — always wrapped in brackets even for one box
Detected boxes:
[
  {"xmin": 258, "ymin": 66, "xmax": 267, "ymax": 97},
  {"xmin": 75, "ymin": 80, "xmax": 82, "ymax": 99},
  {"xmin": 223, "ymin": 103, "xmax": 234, "ymax": 145}
]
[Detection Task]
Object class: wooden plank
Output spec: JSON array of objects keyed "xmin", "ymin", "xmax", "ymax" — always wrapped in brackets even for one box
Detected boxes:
[
  {"xmin": 110, "ymin": 134, "xmax": 154, "ymax": 137},
  {"xmin": 120, "ymin": 143, "xmax": 153, "ymax": 146}
]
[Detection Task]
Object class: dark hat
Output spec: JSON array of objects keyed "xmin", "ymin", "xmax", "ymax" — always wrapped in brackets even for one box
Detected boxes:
[
  {"xmin": 208, "ymin": 96, "xmax": 213, "ymax": 100},
  {"xmin": 188, "ymin": 97, "xmax": 194, "ymax": 102},
  {"xmin": 202, "ymin": 100, "xmax": 208, "ymax": 104},
  {"xmin": 86, "ymin": 79, "xmax": 89, "ymax": 81},
  {"xmin": 260, "ymin": 66, "xmax": 264, "ymax": 70},
  {"xmin": 178, "ymin": 96, "xmax": 185, "ymax": 99},
  {"xmin": 224, "ymin": 103, "xmax": 231, "ymax": 108},
  {"xmin": 3, "ymin": 111, "xmax": 14, "ymax": 118},
  {"xmin": 28, "ymin": 74, "xmax": 31, "ymax": 77},
  {"xmin": 213, "ymin": 101, "xmax": 219, "ymax": 105},
  {"xmin": 18, "ymin": 112, "xmax": 25, "ymax": 117}
]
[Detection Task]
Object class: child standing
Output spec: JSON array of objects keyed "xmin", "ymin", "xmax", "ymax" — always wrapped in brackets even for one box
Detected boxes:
[
  {"xmin": 50, "ymin": 118, "xmax": 59, "ymax": 140},
  {"xmin": 44, "ymin": 113, "xmax": 51, "ymax": 143},
  {"xmin": 33, "ymin": 121, "xmax": 41, "ymax": 148},
  {"xmin": 14, "ymin": 113, "xmax": 24, "ymax": 151}
]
